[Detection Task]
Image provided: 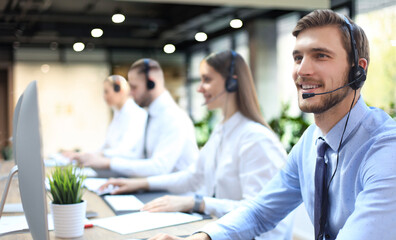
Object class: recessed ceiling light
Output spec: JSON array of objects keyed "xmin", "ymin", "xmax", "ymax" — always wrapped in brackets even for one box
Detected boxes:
[
  {"xmin": 163, "ymin": 44, "xmax": 176, "ymax": 54},
  {"xmin": 91, "ymin": 28, "xmax": 103, "ymax": 38},
  {"xmin": 41, "ymin": 64, "xmax": 50, "ymax": 73},
  {"xmin": 112, "ymin": 13, "xmax": 125, "ymax": 23},
  {"xmin": 73, "ymin": 42, "xmax": 85, "ymax": 52},
  {"xmin": 230, "ymin": 19, "xmax": 243, "ymax": 29},
  {"xmin": 195, "ymin": 32, "xmax": 207, "ymax": 42},
  {"xmin": 391, "ymin": 40, "xmax": 396, "ymax": 47}
]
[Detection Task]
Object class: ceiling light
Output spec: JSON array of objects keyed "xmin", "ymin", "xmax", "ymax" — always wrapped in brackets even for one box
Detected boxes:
[
  {"xmin": 91, "ymin": 28, "xmax": 103, "ymax": 38},
  {"xmin": 230, "ymin": 19, "xmax": 243, "ymax": 29},
  {"xmin": 41, "ymin": 64, "xmax": 50, "ymax": 73},
  {"xmin": 391, "ymin": 40, "xmax": 396, "ymax": 47},
  {"xmin": 195, "ymin": 32, "xmax": 207, "ymax": 42},
  {"xmin": 112, "ymin": 13, "xmax": 125, "ymax": 23},
  {"xmin": 163, "ymin": 44, "xmax": 176, "ymax": 54},
  {"xmin": 73, "ymin": 42, "xmax": 85, "ymax": 52}
]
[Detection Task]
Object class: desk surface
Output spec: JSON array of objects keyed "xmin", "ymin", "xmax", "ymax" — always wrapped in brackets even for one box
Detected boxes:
[{"xmin": 0, "ymin": 160, "xmax": 215, "ymax": 240}]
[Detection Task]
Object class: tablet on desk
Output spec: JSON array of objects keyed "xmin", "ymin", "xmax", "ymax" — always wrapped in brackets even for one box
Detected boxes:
[
  {"xmin": 101, "ymin": 191, "xmax": 169, "ymax": 215},
  {"xmin": 101, "ymin": 191, "xmax": 212, "ymax": 220},
  {"xmin": 102, "ymin": 195, "xmax": 144, "ymax": 215}
]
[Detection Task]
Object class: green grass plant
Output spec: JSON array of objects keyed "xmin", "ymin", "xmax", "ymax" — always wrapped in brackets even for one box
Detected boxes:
[{"xmin": 48, "ymin": 165, "xmax": 86, "ymax": 204}]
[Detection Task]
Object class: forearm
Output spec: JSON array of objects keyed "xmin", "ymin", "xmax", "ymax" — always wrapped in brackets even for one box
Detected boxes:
[{"xmin": 148, "ymin": 169, "xmax": 200, "ymax": 193}]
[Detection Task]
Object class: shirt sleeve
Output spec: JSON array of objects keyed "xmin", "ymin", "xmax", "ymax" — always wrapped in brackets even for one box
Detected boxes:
[
  {"xmin": 200, "ymin": 146, "xmax": 303, "ymax": 240},
  {"xmin": 110, "ymin": 115, "xmax": 198, "ymax": 177},
  {"xmin": 335, "ymin": 135, "xmax": 396, "ymax": 239},
  {"xmin": 203, "ymin": 130, "xmax": 287, "ymax": 217},
  {"xmin": 147, "ymin": 159, "xmax": 203, "ymax": 193}
]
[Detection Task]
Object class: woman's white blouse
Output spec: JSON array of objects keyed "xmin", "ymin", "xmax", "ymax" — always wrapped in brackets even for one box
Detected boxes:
[{"xmin": 148, "ymin": 112, "xmax": 293, "ymax": 239}]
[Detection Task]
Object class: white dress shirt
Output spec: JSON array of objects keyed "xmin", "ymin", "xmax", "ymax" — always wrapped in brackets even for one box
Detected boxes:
[
  {"xmin": 101, "ymin": 98, "xmax": 147, "ymax": 159},
  {"xmin": 148, "ymin": 112, "xmax": 294, "ymax": 240},
  {"xmin": 110, "ymin": 91, "xmax": 199, "ymax": 177}
]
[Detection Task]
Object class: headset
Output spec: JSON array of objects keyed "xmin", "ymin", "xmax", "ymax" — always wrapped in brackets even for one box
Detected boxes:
[
  {"xmin": 343, "ymin": 16, "xmax": 366, "ymax": 90},
  {"xmin": 144, "ymin": 59, "xmax": 155, "ymax": 90},
  {"xmin": 225, "ymin": 50, "xmax": 238, "ymax": 92},
  {"xmin": 111, "ymin": 76, "xmax": 121, "ymax": 92}
]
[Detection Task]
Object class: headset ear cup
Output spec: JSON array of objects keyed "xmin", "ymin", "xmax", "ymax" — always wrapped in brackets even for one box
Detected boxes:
[
  {"xmin": 113, "ymin": 80, "xmax": 121, "ymax": 92},
  {"xmin": 147, "ymin": 80, "xmax": 155, "ymax": 90},
  {"xmin": 349, "ymin": 66, "xmax": 366, "ymax": 90},
  {"xmin": 114, "ymin": 84, "xmax": 120, "ymax": 92},
  {"xmin": 226, "ymin": 77, "xmax": 238, "ymax": 92}
]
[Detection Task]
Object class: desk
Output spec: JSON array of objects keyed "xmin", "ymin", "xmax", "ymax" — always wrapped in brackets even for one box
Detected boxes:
[{"xmin": 0, "ymin": 160, "xmax": 215, "ymax": 240}]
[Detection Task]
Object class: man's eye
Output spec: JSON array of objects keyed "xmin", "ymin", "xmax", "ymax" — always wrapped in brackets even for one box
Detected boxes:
[
  {"xmin": 294, "ymin": 56, "xmax": 302, "ymax": 62},
  {"xmin": 317, "ymin": 53, "xmax": 329, "ymax": 59}
]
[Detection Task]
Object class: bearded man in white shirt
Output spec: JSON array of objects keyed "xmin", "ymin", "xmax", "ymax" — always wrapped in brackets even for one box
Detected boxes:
[{"xmin": 76, "ymin": 59, "xmax": 199, "ymax": 177}]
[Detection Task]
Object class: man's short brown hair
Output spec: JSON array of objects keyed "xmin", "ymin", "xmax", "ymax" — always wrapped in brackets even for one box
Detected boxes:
[{"xmin": 292, "ymin": 9, "xmax": 370, "ymax": 67}]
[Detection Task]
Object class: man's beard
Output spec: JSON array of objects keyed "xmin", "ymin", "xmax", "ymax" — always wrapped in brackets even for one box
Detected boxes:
[
  {"xmin": 137, "ymin": 91, "xmax": 152, "ymax": 108},
  {"xmin": 298, "ymin": 75, "xmax": 351, "ymax": 114}
]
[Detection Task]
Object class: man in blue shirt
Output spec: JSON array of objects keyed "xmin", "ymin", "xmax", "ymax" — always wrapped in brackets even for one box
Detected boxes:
[{"xmin": 147, "ymin": 9, "xmax": 396, "ymax": 240}]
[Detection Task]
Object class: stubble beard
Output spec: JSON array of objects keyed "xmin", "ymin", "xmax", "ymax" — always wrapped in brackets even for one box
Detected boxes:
[
  {"xmin": 298, "ymin": 75, "xmax": 351, "ymax": 114},
  {"xmin": 137, "ymin": 90, "xmax": 152, "ymax": 108}
]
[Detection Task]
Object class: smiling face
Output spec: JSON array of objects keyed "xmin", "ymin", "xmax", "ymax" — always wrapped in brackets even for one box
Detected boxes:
[
  {"xmin": 292, "ymin": 25, "xmax": 351, "ymax": 114},
  {"xmin": 197, "ymin": 60, "xmax": 227, "ymax": 110}
]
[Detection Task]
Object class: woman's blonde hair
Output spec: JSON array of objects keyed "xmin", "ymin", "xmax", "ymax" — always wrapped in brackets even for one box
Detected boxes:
[
  {"xmin": 204, "ymin": 50, "xmax": 271, "ymax": 129},
  {"xmin": 105, "ymin": 75, "xmax": 130, "ymax": 92}
]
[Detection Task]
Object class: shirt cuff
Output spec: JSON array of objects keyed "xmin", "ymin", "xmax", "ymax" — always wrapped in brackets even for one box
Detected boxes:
[
  {"xmin": 203, "ymin": 196, "xmax": 216, "ymax": 215},
  {"xmin": 109, "ymin": 157, "xmax": 128, "ymax": 175},
  {"xmin": 147, "ymin": 175, "xmax": 169, "ymax": 191}
]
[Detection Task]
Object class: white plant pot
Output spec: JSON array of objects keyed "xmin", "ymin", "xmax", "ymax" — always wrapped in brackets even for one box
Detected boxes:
[{"xmin": 51, "ymin": 200, "xmax": 87, "ymax": 238}]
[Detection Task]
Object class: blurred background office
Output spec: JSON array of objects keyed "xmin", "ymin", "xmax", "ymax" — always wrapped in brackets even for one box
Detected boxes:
[{"xmin": 0, "ymin": 0, "xmax": 395, "ymax": 239}]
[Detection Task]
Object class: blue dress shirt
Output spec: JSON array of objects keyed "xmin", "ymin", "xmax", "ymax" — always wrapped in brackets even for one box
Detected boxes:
[{"xmin": 201, "ymin": 97, "xmax": 396, "ymax": 240}]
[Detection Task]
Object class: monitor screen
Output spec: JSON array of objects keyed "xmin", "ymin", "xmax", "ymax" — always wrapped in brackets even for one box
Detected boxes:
[{"xmin": 14, "ymin": 80, "xmax": 49, "ymax": 239}]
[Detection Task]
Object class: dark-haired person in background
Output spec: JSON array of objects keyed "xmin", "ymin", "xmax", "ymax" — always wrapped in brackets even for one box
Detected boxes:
[{"xmin": 147, "ymin": 9, "xmax": 396, "ymax": 240}]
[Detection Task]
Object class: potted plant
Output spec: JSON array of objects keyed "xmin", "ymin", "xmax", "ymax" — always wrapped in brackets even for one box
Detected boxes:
[{"xmin": 47, "ymin": 165, "xmax": 87, "ymax": 238}]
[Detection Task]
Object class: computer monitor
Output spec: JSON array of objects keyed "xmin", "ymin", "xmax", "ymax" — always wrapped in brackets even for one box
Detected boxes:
[{"xmin": 0, "ymin": 80, "xmax": 49, "ymax": 239}]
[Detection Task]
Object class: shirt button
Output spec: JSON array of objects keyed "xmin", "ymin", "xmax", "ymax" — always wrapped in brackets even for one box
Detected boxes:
[{"xmin": 325, "ymin": 234, "xmax": 331, "ymax": 239}]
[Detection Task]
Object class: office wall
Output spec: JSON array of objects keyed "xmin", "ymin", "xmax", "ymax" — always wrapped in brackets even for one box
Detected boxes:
[{"xmin": 14, "ymin": 61, "xmax": 111, "ymax": 157}]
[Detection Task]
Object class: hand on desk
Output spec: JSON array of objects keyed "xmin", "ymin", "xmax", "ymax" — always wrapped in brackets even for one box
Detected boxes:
[
  {"xmin": 61, "ymin": 150, "xmax": 81, "ymax": 160},
  {"xmin": 99, "ymin": 177, "xmax": 149, "ymax": 195},
  {"xmin": 142, "ymin": 195, "xmax": 195, "ymax": 213},
  {"xmin": 74, "ymin": 153, "xmax": 110, "ymax": 169},
  {"xmin": 148, "ymin": 232, "xmax": 211, "ymax": 240}
]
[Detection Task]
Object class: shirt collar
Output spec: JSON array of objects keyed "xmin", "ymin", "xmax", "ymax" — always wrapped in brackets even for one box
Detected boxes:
[
  {"xmin": 317, "ymin": 96, "xmax": 368, "ymax": 151},
  {"xmin": 147, "ymin": 90, "xmax": 173, "ymax": 117},
  {"xmin": 214, "ymin": 111, "xmax": 244, "ymax": 135}
]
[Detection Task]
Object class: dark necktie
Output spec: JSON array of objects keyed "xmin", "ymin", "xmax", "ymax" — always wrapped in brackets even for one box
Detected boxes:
[
  {"xmin": 314, "ymin": 137, "xmax": 329, "ymax": 240},
  {"xmin": 143, "ymin": 114, "xmax": 150, "ymax": 158}
]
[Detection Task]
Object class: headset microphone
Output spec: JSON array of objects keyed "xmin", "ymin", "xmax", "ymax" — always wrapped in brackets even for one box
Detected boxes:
[
  {"xmin": 202, "ymin": 90, "xmax": 226, "ymax": 106},
  {"xmin": 302, "ymin": 79, "xmax": 358, "ymax": 99}
]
